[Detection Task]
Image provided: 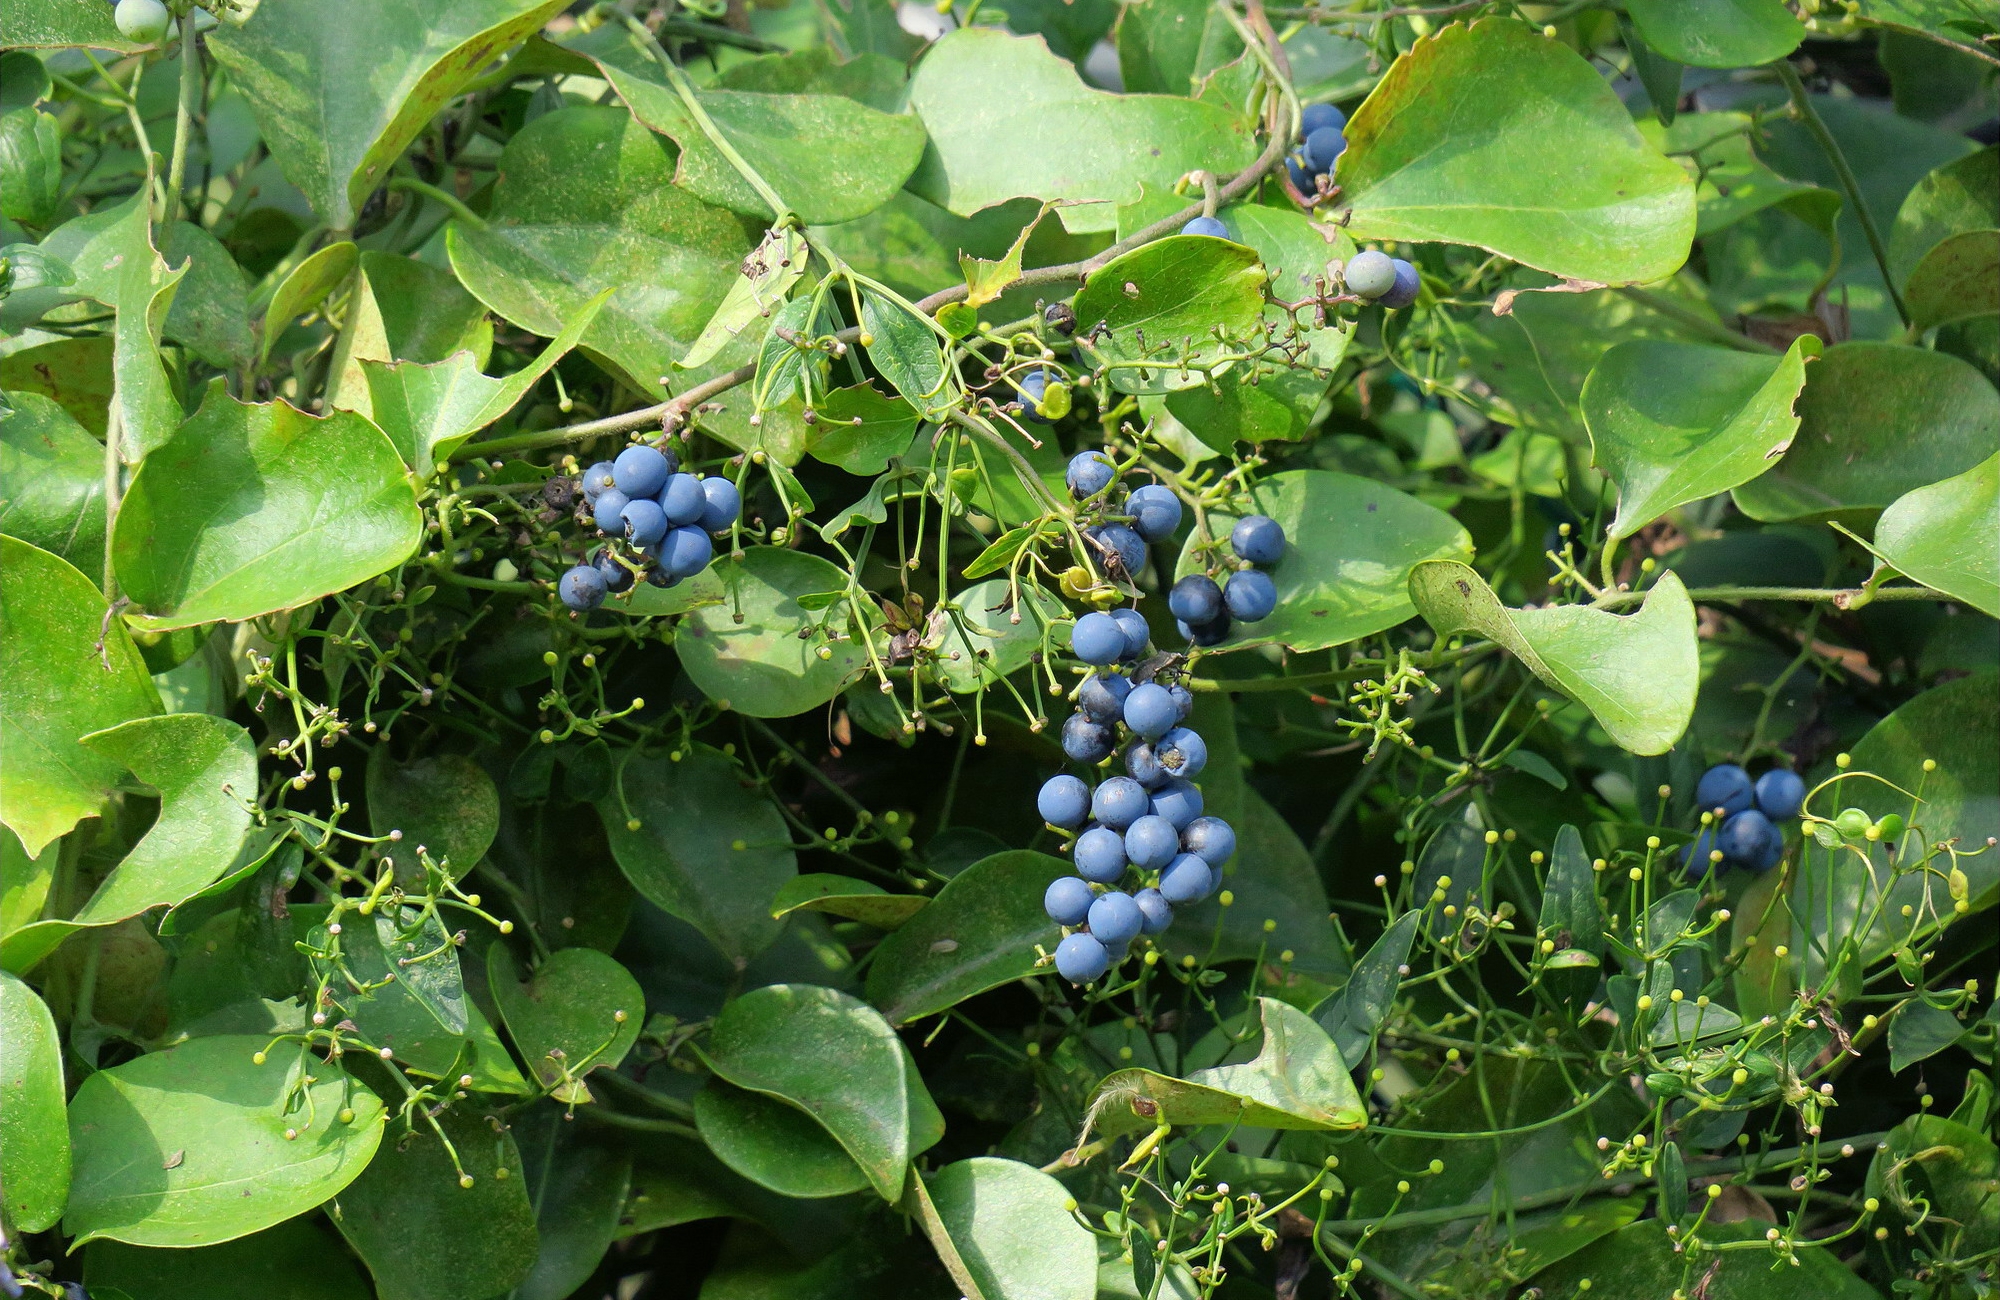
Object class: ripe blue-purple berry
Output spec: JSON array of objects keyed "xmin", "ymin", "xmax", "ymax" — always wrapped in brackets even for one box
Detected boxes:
[
  {"xmin": 1054, "ymin": 931, "xmax": 1110, "ymax": 982},
  {"xmin": 1230, "ymin": 516, "xmax": 1285, "ymax": 565},
  {"xmin": 1071, "ymin": 612, "xmax": 1126, "ymax": 665},
  {"xmin": 1124, "ymin": 814, "xmax": 1180, "ymax": 871},
  {"xmin": 1150, "ymin": 778, "xmax": 1203, "ymax": 829},
  {"xmin": 1066, "ymin": 449, "xmax": 1114, "ymax": 498},
  {"xmin": 1156, "ymin": 726, "xmax": 1207, "ymax": 779},
  {"xmin": 1695, "ymin": 765, "xmax": 1755, "ymax": 818},
  {"xmin": 1127, "ymin": 484, "xmax": 1183, "ymax": 542},
  {"xmin": 592, "ymin": 488, "xmax": 631, "ymax": 535},
  {"xmin": 1754, "ymin": 769, "xmax": 1805, "ymax": 821},
  {"xmin": 1378, "ymin": 258, "xmax": 1420, "ymax": 309},
  {"xmin": 1061, "ymin": 712, "xmax": 1117, "ymax": 764},
  {"xmin": 1092, "ymin": 776, "xmax": 1152, "ymax": 831},
  {"xmin": 1078, "ymin": 672, "xmax": 1133, "ymax": 723},
  {"xmin": 559, "ymin": 565, "xmax": 606, "ymax": 612},
  {"xmin": 698, "ymin": 477, "xmax": 741, "ymax": 533},
  {"xmin": 1134, "ymin": 887, "xmax": 1173, "ymax": 934},
  {"xmin": 1182, "ymin": 816, "xmax": 1235, "ymax": 865},
  {"xmin": 1074, "ymin": 826, "xmax": 1128, "ymax": 883},
  {"xmin": 1159, "ymin": 853, "xmax": 1213, "ymax": 904},
  {"xmin": 1038, "ymin": 774, "xmax": 1091, "ymax": 829},
  {"xmin": 1108, "ymin": 608, "xmax": 1150, "ymax": 660},
  {"xmin": 1123, "ymin": 682, "xmax": 1179, "ymax": 740},
  {"xmin": 613, "ymin": 444, "xmax": 672, "ymax": 498},
  {"xmin": 1045, "ymin": 876, "xmax": 1094, "ymax": 927},
  {"xmin": 1181, "ymin": 216, "xmax": 1229, "ymax": 239},
  {"xmin": 1169, "ymin": 574, "xmax": 1224, "ymax": 625},
  {"xmin": 1087, "ymin": 891, "xmax": 1144, "ymax": 946},
  {"xmin": 658, "ymin": 473, "xmax": 706, "ymax": 527},
  {"xmin": 622, "ymin": 497, "xmax": 669, "ymax": 548},
  {"xmin": 1225, "ymin": 570, "xmax": 1277, "ymax": 622}
]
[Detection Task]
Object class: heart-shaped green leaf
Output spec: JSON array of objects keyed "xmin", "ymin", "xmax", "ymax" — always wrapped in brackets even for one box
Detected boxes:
[
  {"xmin": 1731, "ymin": 343, "xmax": 2000, "ymax": 522},
  {"xmin": 903, "ymin": 27, "xmax": 1256, "ymax": 235},
  {"xmin": 1623, "ymin": 0, "xmax": 1803, "ymax": 67},
  {"xmin": 693, "ymin": 1078, "xmax": 874, "ymax": 1198},
  {"xmin": 1873, "ymin": 453, "xmax": 1998, "ymax": 617},
  {"xmin": 0, "ymin": 538, "xmax": 158, "ymax": 860},
  {"xmin": 804, "ymin": 383, "xmax": 921, "ymax": 476},
  {"xmin": 447, "ymin": 106, "xmax": 753, "ymax": 393},
  {"xmin": 1072, "ymin": 235, "xmax": 1268, "ymax": 395},
  {"xmin": 865, "ymin": 850, "xmax": 1068, "ymax": 1025},
  {"xmin": 919, "ymin": 1159, "xmax": 1097, "ymax": 1300},
  {"xmin": 0, "ymin": 391, "xmax": 106, "ymax": 575},
  {"xmin": 0, "ymin": 971, "xmax": 67, "ymax": 1232},
  {"xmin": 1313, "ymin": 912, "xmax": 1419, "ymax": 1064},
  {"xmin": 1088, "ymin": 998, "xmax": 1367, "ymax": 1136},
  {"xmin": 83, "ymin": 1217, "xmax": 374, "ymax": 1300},
  {"xmin": 1582, "ymin": 335, "xmax": 1816, "ymax": 540},
  {"xmin": 64, "ymin": 1036, "xmax": 386, "ymax": 1247},
  {"xmin": 675, "ymin": 547, "xmax": 870, "ymax": 718},
  {"xmin": 1173, "ymin": 469, "xmax": 1474, "ymax": 653},
  {"xmin": 703, "ymin": 983, "xmax": 933, "ymax": 1201},
  {"xmin": 208, "ymin": 0, "xmax": 569, "ymax": 229},
  {"xmin": 598, "ymin": 746, "xmax": 794, "ymax": 964},
  {"xmin": 364, "ymin": 750, "xmax": 500, "ymax": 881},
  {"xmin": 113, "ymin": 385, "xmax": 422, "ymax": 631},
  {"xmin": 1339, "ymin": 19, "xmax": 1694, "ymax": 284},
  {"xmin": 489, "ymin": 944, "xmax": 643, "ymax": 1100},
  {"xmin": 1409, "ymin": 562, "xmax": 1698, "ymax": 755},
  {"xmin": 1905, "ymin": 229, "xmax": 2000, "ymax": 332},
  {"xmin": 1889, "ymin": 147, "xmax": 1996, "ymax": 284}
]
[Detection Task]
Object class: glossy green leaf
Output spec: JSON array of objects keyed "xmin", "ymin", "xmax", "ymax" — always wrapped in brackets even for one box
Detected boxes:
[
  {"xmin": 1071, "ymin": 235, "xmax": 1267, "ymax": 395},
  {"xmin": 1538, "ymin": 825, "xmax": 1603, "ymax": 957},
  {"xmin": 162, "ymin": 222, "xmax": 253, "ymax": 371},
  {"xmin": 84, "ymin": 1217, "xmax": 373, "ymax": 1300},
  {"xmin": 1623, "ymin": 0, "xmax": 1803, "ymax": 67},
  {"xmin": 0, "ymin": 538, "xmax": 158, "ymax": 859},
  {"xmin": 865, "ymin": 850, "xmax": 1067, "ymax": 1025},
  {"xmin": 1638, "ymin": 113, "xmax": 1839, "ymax": 237},
  {"xmin": 770, "ymin": 873, "xmax": 927, "ymax": 929},
  {"xmin": 333, "ymin": 1107, "xmax": 538, "ymax": 1300},
  {"xmin": 1907, "ymin": 228, "xmax": 2000, "ymax": 331},
  {"xmin": 675, "ymin": 547, "xmax": 870, "ymax": 718},
  {"xmin": 1164, "ymin": 364, "xmax": 1331, "ymax": 448},
  {"xmin": 681, "ymin": 226, "xmax": 808, "ymax": 371},
  {"xmin": 259, "ymin": 240, "xmax": 357, "ymax": 363},
  {"xmin": 694, "ymin": 1078, "xmax": 873, "ymax": 1198},
  {"xmin": 1339, "ymin": 20, "xmax": 1694, "ymax": 284},
  {"xmin": 208, "ymin": 0, "xmax": 569, "ymax": 229},
  {"xmin": 1889, "ymin": 147, "xmax": 1997, "ymax": 284},
  {"xmin": 0, "ymin": 0, "xmax": 141, "ymax": 50},
  {"xmin": 365, "ymin": 749, "xmax": 500, "ymax": 880},
  {"xmin": 804, "ymin": 383, "xmax": 921, "ymax": 475},
  {"xmin": 0, "ymin": 338, "xmax": 111, "ymax": 435},
  {"xmin": 903, "ymin": 27, "xmax": 1256, "ymax": 235},
  {"xmin": 112, "ymin": 385, "xmax": 423, "ymax": 631},
  {"xmin": 1089, "ymin": 998, "xmax": 1367, "ymax": 1137},
  {"xmin": 64, "ymin": 1035, "xmax": 386, "ymax": 1247},
  {"xmin": 0, "ymin": 970, "xmax": 67, "ymax": 1231},
  {"xmin": 1874, "ymin": 453, "xmax": 1998, "ymax": 616},
  {"xmin": 1173, "ymin": 469, "xmax": 1474, "ymax": 654},
  {"xmin": 1410, "ymin": 562, "xmax": 1698, "ymax": 755},
  {"xmin": 578, "ymin": 29, "xmax": 929, "ymax": 226},
  {"xmin": 504, "ymin": 1105, "xmax": 631, "ymax": 1300},
  {"xmin": 1313, "ymin": 912, "xmax": 1418, "ymax": 1064},
  {"xmin": 1525, "ymin": 1219, "xmax": 1886, "ymax": 1299},
  {"xmin": 598, "ymin": 746, "xmax": 793, "ymax": 964},
  {"xmin": 923, "ymin": 1159, "xmax": 1096, "ymax": 1300},
  {"xmin": 0, "ymin": 105, "xmax": 60, "ymax": 225},
  {"xmin": 0, "ymin": 391, "xmax": 105, "ymax": 573},
  {"xmin": 859, "ymin": 287, "xmax": 953, "ymax": 416},
  {"xmin": 1116, "ymin": 0, "xmax": 1236, "ymax": 95},
  {"xmin": 930, "ymin": 577, "xmax": 1064, "ymax": 694},
  {"xmin": 704, "ymin": 983, "xmax": 931, "ymax": 1200},
  {"xmin": 1582, "ymin": 335, "xmax": 1816, "ymax": 540},
  {"xmin": 1867, "ymin": 1114, "xmax": 1999, "ymax": 1245},
  {"xmin": 1889, "ymin": 999, "xmax": 1964, "ymax": 1071},
  {"xmin": 1732, "ymin": 343, "xmax": 2000, "ymax": 522},
  {"xmin": 447, "ymin": 106, "xmax": 752, "ymax": 393},
  {"xmin": 489, "ymin": 943, "xmax": 643, "ymax": 1100}
]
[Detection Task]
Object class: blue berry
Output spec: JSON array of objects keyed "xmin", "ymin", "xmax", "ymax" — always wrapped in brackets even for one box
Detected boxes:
[
  {"xmin": 1066, "ymin": 450, "xmax": 1114, "ymax": 498},
  {"xmin": 1287, "ymin": 155, "xmax": 1315, "ymax": 192},
  {"xmin": 1224, "ymin": 570, "xmax": 1277, "ymax": 622},
  {"xmin": 1125, "ymin": 741, "xmax": 1168, "ymax": 789},
  {"xmin": 1177, "ymin": 615, "xmax": 1232, "ymax": 647},
  {"xmin": 1092, "ymin": 776, "xmax": 1152, "ymax": 831},
  {"xmin": 1167, "ymin": 683, "xmax": 1194, "ymax": 721},
  {"xmin": 1230, "ymin": 516, "xmax": 1285, "ymax": 565},
  {"xmin": 1159, "ymin": 853, "xmax": 1213, "ymax": 904},
  {"xmin": 1108, "ymin": 608, "xmax": 1151, "ymax": 661},
  {"xmin": 1134, "ymin": 887, "xmax": 1172, "ymax": 935},
  {"xmin": 559, "ymin": 564, "xmax": 606, "ymax": 612},
  {"xmin": 1156, "ymin": 726, "xmax": 1208, "ymax": 780},
  {"xmin": 657, "ymin": 525, "xmax": 713, "ymax": 579},
  {"xmin": 1680, "ymin": 825, "xmax": 1726, "ymax": 875},
  {"xmin": 1182, "ymin": 816, "xmax": 1235, "ymax": 865},
  {"xmin": 1754, "ymin": 769, "xmax": 1805, "ymax": 821},
  {"xmin": 1378, "ymin": 258, "xmax": 1420, "ymax": 310},
  {"xmin": 1344, "ymin": 249, "xmax": 1397, "ymax": 299},
  {"xmin": 593, "ymin": 549, "xmax": 635, "ymax": 594},
  {"xmin": 1018, "ymin": 369, "xmax": 1058, "ymax": 424},
  {"xmin": 1037, "ymin": 774, "xmax": 1091, "ymax": 828},
  {"xmin": 1054, "ymin": 931, "xmax": 1110, "ymax": 983},
  {"xmin": 1061, "ymin": 712, "xmax": 1117, "ymax": 764},
  {"xmin": 592, "ymin": 488, "xmax": 631, "ymax": 535},
  {"xmin": 1125, "ymin": 815, "xmax": 1180, "ymax": 870},
  {"xmin": 1150, "ymin": 778, "xmax": 1203, "ymax": 829},
  {"xmin": 1074, "ymin": 826, "xmax": 1129, "ymax": 883},
  {"xmin": 1300, "ymin": 102, "xmax": 1346, "ymax": 136},
  {"xmin": 1078, "ymin": 672, "xmax": 1133, "ymax": 723},
  {"xmin": 1303, "ymin": 126, "xmax": 1346, "ymax": 174},
  {"xmin": 1071, "ymin": 612, "xmax": 1127, "ymax": 665},
  {"xmin": 1088, "ymin": 891, "xmax": 1144, "ymax": 946},
  {"xmin": 1091, "ymin": 524, "xmax": 1148, "ymax": 581},
  {"xmin": 1127, "ymin": 484, "xmax": 1183, "ymax": 542},
  {"xmin": 613, "ymin": 444, "xmax": 673, "ymax": 499},
  {"xmin": 581, "ymin": 461, "xmax": 618, "ymax": 499},
  {"xmin": 1044, "ymin": 876, "xmax": 1095, "ymax": 927},
  {"xmin": 1123, "ymin": 682, "xmax": 1179, "ymax": 739},
  {"xmin": 1720, "ymin": 810, "xmax": 1782, "ymax": 871},
  {"xmin": 658, "ymin": 473, "xmax": 706, "ymax": 527},
  {"xmin": 1695, "ymin": 764, "xmax": 1755, "ymax": 818},
  {"xmin": 622, "ymin": 497, "xmax": 669, "ymax": 548},
  {"xmin": 698, "ymin": 477, "xmax": 741, "ymax": 533},
  {"xmin": 1181, "ymin": 216, "xmax": 1229, "ymax": 239},
  {"xmin": 1169, "ymin": 574, "xmax": 1224, "ymax": 625}
]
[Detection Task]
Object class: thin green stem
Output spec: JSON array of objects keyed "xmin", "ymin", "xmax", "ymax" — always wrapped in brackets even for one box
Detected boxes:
[
  {"xmin": 1595, "ymin": 583, "xmax": 1947, "ymax": 610},
  {"xmin": 618, "ymin": 11, "xmax": 791, "ymax": 220},
  {"xmin": 385, "ymin": 177, "xmax": 487, "ymax": 230},
  {"xmin": 1612, "ymin": 287, "xmax": 1778, "ymax": 354},
  {"xmin": 163, "ymin": 15, "xmax": 201, "ymax": 229}
]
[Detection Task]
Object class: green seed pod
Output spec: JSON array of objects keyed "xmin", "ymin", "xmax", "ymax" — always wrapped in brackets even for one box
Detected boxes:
[{"xmin": 1834, "ymin": 807, "xmax": 1871, "ymax": 838}]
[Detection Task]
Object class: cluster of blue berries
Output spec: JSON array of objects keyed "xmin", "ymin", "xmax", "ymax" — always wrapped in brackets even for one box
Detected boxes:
[
  {"xmin": 1166, "ymin": 515, "xmax": 1285, "ymax": 648},
  {"xmin": 1682, "ymin": 764, "xmax": 1804, "ymax": 873},
  {"xmin": 1063, "ymin": 450, "xmax": 1184, "ymax": 585},
  {"xmin": 557, "ymin": 444, "xmax": 740, "ymax": 611},
  {"xmin": 1287, "ymin": 102, "xmax": 1347, "ymax": 199},
  {"xmin": 1040, "ymin": 660, "xmax": 1234, "ymax": 984}
]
